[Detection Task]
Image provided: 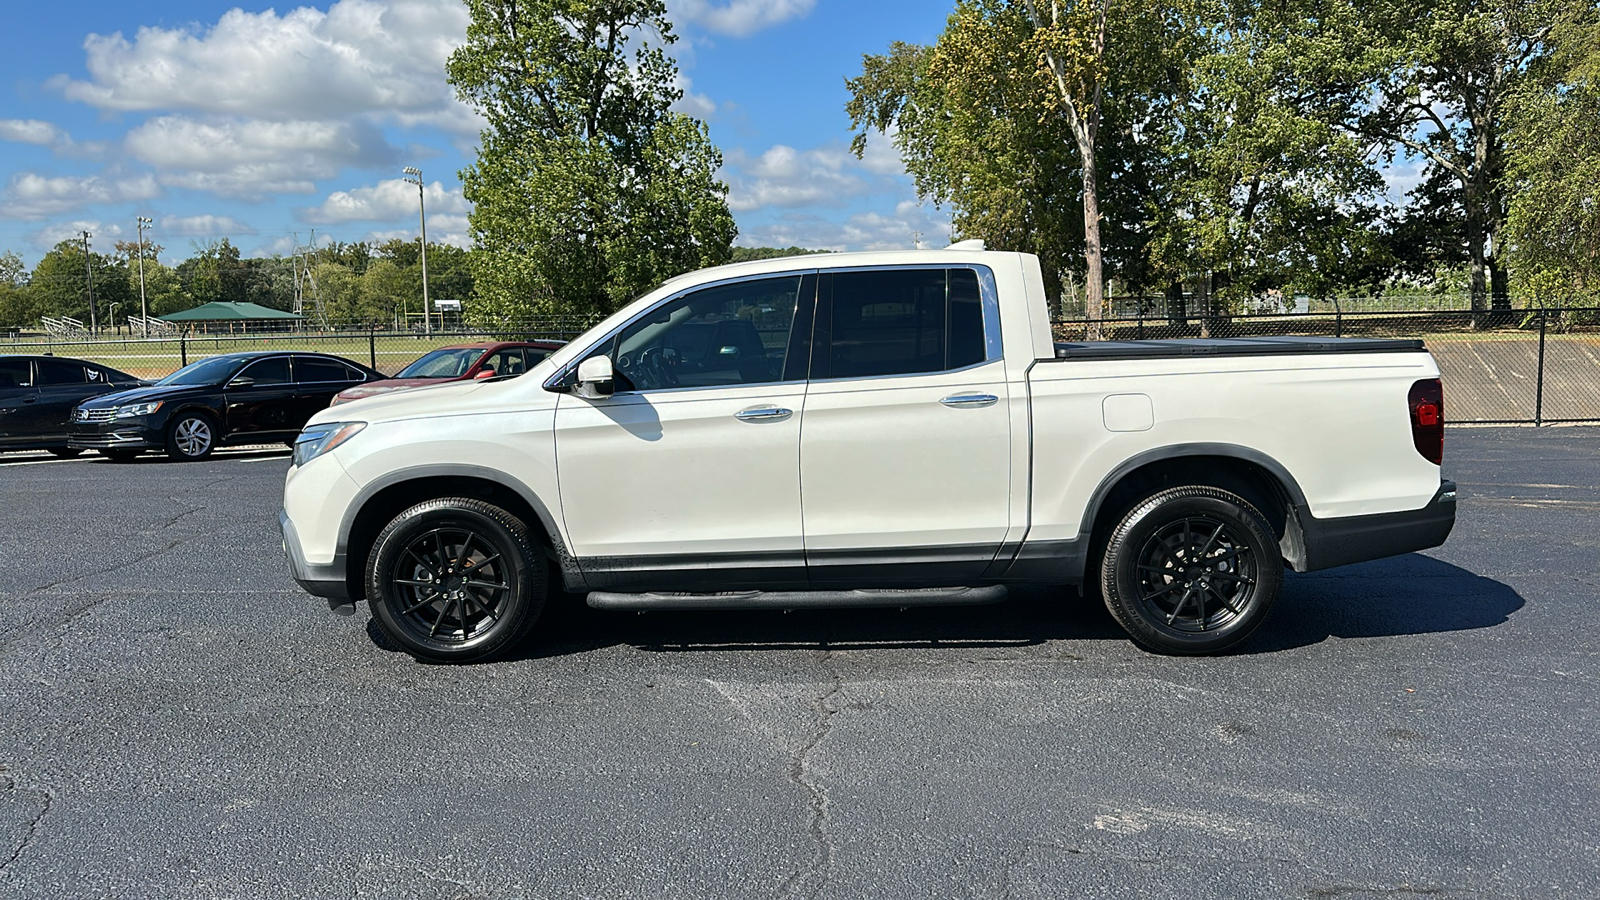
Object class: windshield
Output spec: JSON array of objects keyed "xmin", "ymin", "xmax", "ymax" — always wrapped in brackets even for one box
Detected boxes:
[
  {"xmin": 397, "ymin": 348, "xmax": 483, "ymax": 378},
  {"xmin": 156, "ymin": 356, "xmax": 244, "ymax": 387}
]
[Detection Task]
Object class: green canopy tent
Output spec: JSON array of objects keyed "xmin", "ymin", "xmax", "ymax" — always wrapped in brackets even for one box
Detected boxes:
[{"xmin": 160, "ymin": 302, "xmax": 306, "ymax": 335}]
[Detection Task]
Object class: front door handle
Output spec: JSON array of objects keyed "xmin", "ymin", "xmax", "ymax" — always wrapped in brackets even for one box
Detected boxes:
[
  {"xmin": 940, "ymin": 393, "xmax": 998, "ymax": 409},
  {"xmin": 735, "ymin": 406, "xmax": 793, "ymax": 422}
]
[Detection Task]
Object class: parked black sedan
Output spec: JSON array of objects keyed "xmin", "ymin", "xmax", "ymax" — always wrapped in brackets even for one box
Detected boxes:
[
  {"xmin": 68, "ymin": 351, "xmax": 382, "ymax": 461},
  {"xmin": 1, "ymin": 354, "xmax": 146, "ymax": 457}
]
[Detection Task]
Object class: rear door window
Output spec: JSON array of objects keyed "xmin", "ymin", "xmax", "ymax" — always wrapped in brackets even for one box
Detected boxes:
[
  {"xmin": 816, "ymin": 268, "xmax": 992, "ymax": 379},
  {"xmin": 36, "ymin": 359, "xmax": 89, "ymax": 384},
  {"xmin": 295, "ymin": 357, "xmax": 362, "ymax": 384},
  {"xmin": 0, "ymin": 359, "xmax": 31, "ymax": 389}
]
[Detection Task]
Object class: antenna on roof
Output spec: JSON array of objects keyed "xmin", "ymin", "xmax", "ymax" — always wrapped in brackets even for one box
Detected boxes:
[{"xmin": 946, "ymin": 239, "xmax": 985, "ymax": 251}]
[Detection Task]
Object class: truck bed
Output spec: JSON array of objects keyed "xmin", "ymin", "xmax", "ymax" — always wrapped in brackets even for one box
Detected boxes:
[{"xmin": 1050, "ymin": 336, "xmax": 1425, "ymax": 361}]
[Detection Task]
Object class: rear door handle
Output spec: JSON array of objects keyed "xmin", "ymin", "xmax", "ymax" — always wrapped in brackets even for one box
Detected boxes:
[
  {"xmin": 940, "ymin": 393, "xmax": 998, "ymax": 409},
  {"xmin": 735, "ymin": 406, "xmax": 793, "ymax": 422}
]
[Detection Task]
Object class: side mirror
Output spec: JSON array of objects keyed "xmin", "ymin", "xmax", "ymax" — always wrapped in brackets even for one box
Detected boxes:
[
  {"xmin": 473, "ymin": 369, "xmax": 496, "ymax": 380},
  {"xmin": 574, "ymin": 355, "xmax": 614, "ymax": 399},
  {"xmin": 228, "ymin": 376, "xmax": 256, "ymax": 389}
]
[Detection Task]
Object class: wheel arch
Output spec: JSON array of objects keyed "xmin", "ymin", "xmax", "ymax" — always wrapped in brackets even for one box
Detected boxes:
[
  {"xmin": 338, "ymin": 465, "xmax": 575, "ymax": 602},
  {"xmin": 1080, "ymin": 443, "xmax": 1309, "ymax": 571}
]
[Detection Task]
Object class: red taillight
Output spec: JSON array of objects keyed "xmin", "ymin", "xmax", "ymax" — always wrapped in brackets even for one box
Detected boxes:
[{"xmin": 1409, "ymin": 378, "xmax": 1444, "ymax": 465}]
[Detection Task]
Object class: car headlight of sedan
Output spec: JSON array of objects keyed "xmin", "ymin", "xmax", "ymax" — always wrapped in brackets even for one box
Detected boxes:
[
  {"xmin": 113, "ymin": 401, "xmax": 163, "ymax": 418},
  {"xmin": 293, "ymin": 422, "xmax": 366, "ymax": 467}
]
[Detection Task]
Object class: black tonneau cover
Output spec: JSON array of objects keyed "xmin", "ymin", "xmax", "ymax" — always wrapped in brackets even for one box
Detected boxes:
[{"xmin": 1051, "ymin": 335, "xmax": 1425, "ymax": 361}]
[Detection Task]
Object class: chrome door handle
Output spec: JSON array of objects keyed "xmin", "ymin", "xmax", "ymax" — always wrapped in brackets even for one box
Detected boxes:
[
  {"xmin": 940, "ymin": 393, "xmax": 998, "ymax": 409},
  {"xmin": 735, "ymin": 406, "xmax": 793, "ymax": 422}
]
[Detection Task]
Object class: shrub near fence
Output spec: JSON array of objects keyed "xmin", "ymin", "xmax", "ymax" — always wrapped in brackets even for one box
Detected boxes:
[
  {"xmin": 3, "ymin": 309, "xmax": 1596, "ymax": 424},
  {"xmin": 1052, "ymin": 306, "xmax": 1600, "ymax": 425}
]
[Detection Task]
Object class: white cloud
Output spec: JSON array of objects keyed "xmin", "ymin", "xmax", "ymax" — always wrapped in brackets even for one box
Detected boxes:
[
  {"xmin": 53, "ymin": 0, "xmax": 473, "ymax": 131},
  {"xmin": 736, "ymin": 201, "xmax": 950, "ymax": 252},
  {"xmin": 670, "ymin": 74, "xmax": 717, "ymax": 120},
  {"xmin": 160, "ymin": 215, "xmax": 257, "ymax": 237},
  {"xmin": 363, "ymin": 219, "xmax": 471, "ymax": 249},
  {"xmin": 125, "ymin": 117, "xmax": 397, "ymax": 197},
  {"xmin": 671, "ymin": 0, "xmax": 816, "ymax": 37},
  {"xmin": 26, "ymin": 220, "xmax": 127, "ymax": 251},
  {"xmin": 3, "ymin": 172, "xmax": 161, "ymax": 219},
  {"xmin": 723, "ymin": 144, "xmax": 874, "ymax": 212},
  {"xmin": 0, "ymin": 120, "xmax": 66, "ymax": 148},
  {"xmin": 300, "ymin": 178, "xmax": 469, "ymax": 224}
]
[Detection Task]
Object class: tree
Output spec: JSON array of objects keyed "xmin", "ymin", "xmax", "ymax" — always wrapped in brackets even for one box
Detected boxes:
[
  {"xmin": 27, "ymin": 240, "xmax": 131, "ymax": 329},
  {"xmin": 0, "ymin": 251, "xmax": 36, "ymax": 329},
  {"xmin": 448, "ymin": 0, "xmax": 736, "ymax": 324},
  {"xmin": 1286, "ymin": 0, "xmax": 1567, "ymax": 311},
  {"xmin": 1502, "ymin": 4, "xmax": 1600, "ymax": 303}
]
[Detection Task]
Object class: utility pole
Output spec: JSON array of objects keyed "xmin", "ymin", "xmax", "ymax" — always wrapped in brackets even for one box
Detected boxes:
[
  {"xmin": 136, "ymin": 216, "xmax": 153, "ymax": 336},
  {"xmin": 402, "ymin": 167, "xmax": 431, "ymax": 336},
  {"xmin": 81, "ymin": 231, "xmax": 97, "ymax": 336}
]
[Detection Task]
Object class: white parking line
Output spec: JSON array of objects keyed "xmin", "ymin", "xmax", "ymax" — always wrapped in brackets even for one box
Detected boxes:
[
  {"xmin": 0, "ymin": 457, "xmax": 87, "ymax": 467},
  {"xmin": 238, "ymin": 454, "xmax": 292, "ymax": 463}
]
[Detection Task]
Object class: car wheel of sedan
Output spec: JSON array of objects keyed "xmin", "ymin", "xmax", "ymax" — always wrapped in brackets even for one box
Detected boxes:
[
  {"xmin": 1100, "ymin": 485, "xmax": 1282, "ymax": 656},
  {"xmin": 366, "ymin": 497, "xmax": 546, "ymax": 663},
  {"xmin": 165, "ymin": 412, "xmax": 216, "ymax": 461},
  {"xmin": 47, "ymin": 447, "xmax": 84, "ymax": 459}
]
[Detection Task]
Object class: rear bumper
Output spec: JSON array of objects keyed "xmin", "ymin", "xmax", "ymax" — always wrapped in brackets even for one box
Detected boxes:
[
  {"xmin": 280, "ymin": 508, "xmax": 352, "ymax": 609},
  {"xmin": 1286, "ymin": 481, "xmax": 1457, "ymax": 573}
]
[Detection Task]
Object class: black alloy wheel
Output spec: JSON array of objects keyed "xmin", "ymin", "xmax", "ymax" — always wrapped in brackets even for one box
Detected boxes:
[
  {"xmin": 47, "ymin": 447, "xmax": 84, "ymax": 459},
  {"xmin": 165, "ymin": 411, "xmax": 216, "ymax": 461},
  {"xmin": 1100, "ymin": 485, "xmax": 1282, "ymax": 655},
  {"xmin": 366, "ymin": 498, "xmax": 546, "ymax": 663}
]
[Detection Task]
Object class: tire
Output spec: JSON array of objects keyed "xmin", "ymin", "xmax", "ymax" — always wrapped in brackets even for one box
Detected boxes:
[
  {"xmin": 165, "ymin": 411, "xmax": 216, "ymax": 461},
  {"xmin": 366, "ymin": 497, "xmax": 546, "ymax": 663},
  {"xmin": 100, "ymin": 449, "xmax": 140, "ymax": 463},
  {"xmin": 47, "ymin": 447, "xmax": 84, "ymax": 459},
  {"xmin": 1100, "ymin": 485, "xmax": 1282, "ymax": 655}
]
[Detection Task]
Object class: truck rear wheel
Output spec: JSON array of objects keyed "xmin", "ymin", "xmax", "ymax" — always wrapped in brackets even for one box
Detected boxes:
[
  {"xmin": 366, "ymin": 497, "xmax": 546, "ymax": 663},
  {"xmin": 1100, "ymin": 485, "xmax": 1281, "ymax": 655}
]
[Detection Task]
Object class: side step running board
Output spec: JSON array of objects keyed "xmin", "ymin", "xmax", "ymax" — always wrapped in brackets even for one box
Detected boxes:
[{"xmin": 586, "ymin": 585, "xmax": 1008, "ymax": 611}]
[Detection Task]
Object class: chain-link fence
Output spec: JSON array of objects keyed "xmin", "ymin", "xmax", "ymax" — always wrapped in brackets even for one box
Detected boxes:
[
  {"xmin": 5, "ymin": 307, "xmax": 1598, "ymax": 424},
  {"xmin": 0, "ymin": 320, "xmax": 601, "ymax": 380},
  {"xmin": 1052, "ymin": 306, "xmax": 1600, "ymax": 424}
]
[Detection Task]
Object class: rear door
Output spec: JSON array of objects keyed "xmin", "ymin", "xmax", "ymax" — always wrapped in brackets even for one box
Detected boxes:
[
  {"xmin": 33, "ymin": 358, "xmax": 102, "ymax": 443},
  {"xmin": 290, "ymin": 356, "xmax": 367, "ymax": 423},
  {"xmin": 799, "ymin": 266, "xmax": 1012, "ymax": 585},
  {"xmin": 0, "ymin": 358, "xmax": 40, "ymax": 445}
]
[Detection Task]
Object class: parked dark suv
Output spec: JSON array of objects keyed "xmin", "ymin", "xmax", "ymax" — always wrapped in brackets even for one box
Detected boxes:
[
  {"xmin": 1, "ymin": 354, "xmax": 146, "ymax": 457},
  {"xmin": 69, "ymin": 351, "xmax": 382, "ymax": 461}
]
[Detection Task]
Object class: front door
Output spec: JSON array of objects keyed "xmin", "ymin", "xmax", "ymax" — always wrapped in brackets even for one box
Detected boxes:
[
  {"xmin": 225, "ymin": 356, "xmax": 298, "ymax": 439},
  {"xmin": 800, "ymin": 267, "xmax": 1013, "ymax": 586},
  {"xmin": 554, "ymin": 273, "xmax": 815, "ymax": 590}
]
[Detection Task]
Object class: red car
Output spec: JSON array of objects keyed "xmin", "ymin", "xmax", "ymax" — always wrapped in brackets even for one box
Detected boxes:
[{"xmin": 331, "ymin": 341, "xmax": 563, "ymax": 406}]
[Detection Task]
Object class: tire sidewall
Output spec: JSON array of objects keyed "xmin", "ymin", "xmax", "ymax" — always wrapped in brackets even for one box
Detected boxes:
[
  {"xmin": 1102, "ymin": 487, "xmax": 1282, "ymax": 655},
  {"xmin": 366, "ymin": 499, "xmax": 545, "ymax": 663},
  {"xmin": 165, "ymin": 411, "xmax": 216, "ymax": 461}
]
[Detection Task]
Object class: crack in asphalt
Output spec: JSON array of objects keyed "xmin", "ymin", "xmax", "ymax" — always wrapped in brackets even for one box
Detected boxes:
[
  {"xmin": 0, "ymin": 775, "xmax": 51, "ymax": 877},
  {"xmin": 21, "ymin": 537, "xmax": 188, "ymax": 598},
  {"xmin": 776, "ymin": 649, "xmax": 843, "ymax": 900}
]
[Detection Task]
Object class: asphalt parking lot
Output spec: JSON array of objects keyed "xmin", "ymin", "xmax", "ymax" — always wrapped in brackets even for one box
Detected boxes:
[{"xmin": 0, "ymin": 428, "xmax": 1595, "ymax": 899}]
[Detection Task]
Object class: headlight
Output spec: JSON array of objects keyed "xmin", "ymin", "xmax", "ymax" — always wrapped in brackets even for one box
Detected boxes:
[
  {"xmin": 113, "ymin": 401, "xmax": 163, "ymax": 418},
  {"xmin": 293, "ymin": 422, "xmax": 366, "ymax": 467}
]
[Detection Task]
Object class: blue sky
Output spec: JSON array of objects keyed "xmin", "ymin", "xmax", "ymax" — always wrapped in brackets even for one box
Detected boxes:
[{"xmin": 0, "ymin": 0, "xmax": 961, "ymax": 268}]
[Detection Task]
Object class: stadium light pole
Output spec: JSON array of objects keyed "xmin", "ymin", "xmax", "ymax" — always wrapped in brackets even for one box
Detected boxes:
[
  {"xmin": 401, "ymin": 167, "xmax": 431, "ymax": 336},
  {"xmin": 136, "ymin": 216, "xmax": 153, "ymax": 336}
]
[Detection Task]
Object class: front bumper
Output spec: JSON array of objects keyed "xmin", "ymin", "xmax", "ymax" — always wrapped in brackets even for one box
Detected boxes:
[
  {"xmin": 67, "ymin": 422, "xmax": 162, "ymax": 449},
  {"xmin": 280, "ymin": 508, "xmax": 354, "ymax": 612},
  {"xmin": 1286, "ymin": 480, "xmax": 1458, "ymax": 573}
]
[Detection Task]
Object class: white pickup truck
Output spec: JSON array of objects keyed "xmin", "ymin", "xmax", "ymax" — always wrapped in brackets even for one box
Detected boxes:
[{"xmin": 281, "ymin": 247, "xmax": 1455, "ymax": 662}]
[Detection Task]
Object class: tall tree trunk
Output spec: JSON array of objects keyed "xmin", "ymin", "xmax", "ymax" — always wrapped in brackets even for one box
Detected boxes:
[
  {"xmin": 1489, "ymin": 257, "xmax": 1510, "ymax": 311},
  {"xmin": 1165, "ymin": 279, "xmax": 1186, "ymax": 328},
  {"xmin": 1080, "ymin": 139, "xmax": 1104, "ymax": 340}
]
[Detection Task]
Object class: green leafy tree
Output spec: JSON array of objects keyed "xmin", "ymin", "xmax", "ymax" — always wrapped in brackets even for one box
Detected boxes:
[
  {"xmin": 0, "ymin": 250, "xmax": 36, "ymax": 329},
  {"xmin": 1284, "ymin": 0, "xmax": 1568, "ymax": 311},
  {"xmin": 1502, "ymin": 5, "xmax": 1600, "ymax": 303},
  {"xmin": 448, "ymin": 0, "xmax": 736, "ymax": 323},
  {"xmin": 27, "ymin": 240, "xmax": 131, "ymax": 330}
]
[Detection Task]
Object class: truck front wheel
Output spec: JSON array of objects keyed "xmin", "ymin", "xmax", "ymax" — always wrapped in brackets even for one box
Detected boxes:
[
  {"xmin": 1100, "ymin": 485, "xmax": 1281, "ymax": 655},
  {"xmin": 366, "ymin": 497, "xmax": 546, "ymax": 663}
]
